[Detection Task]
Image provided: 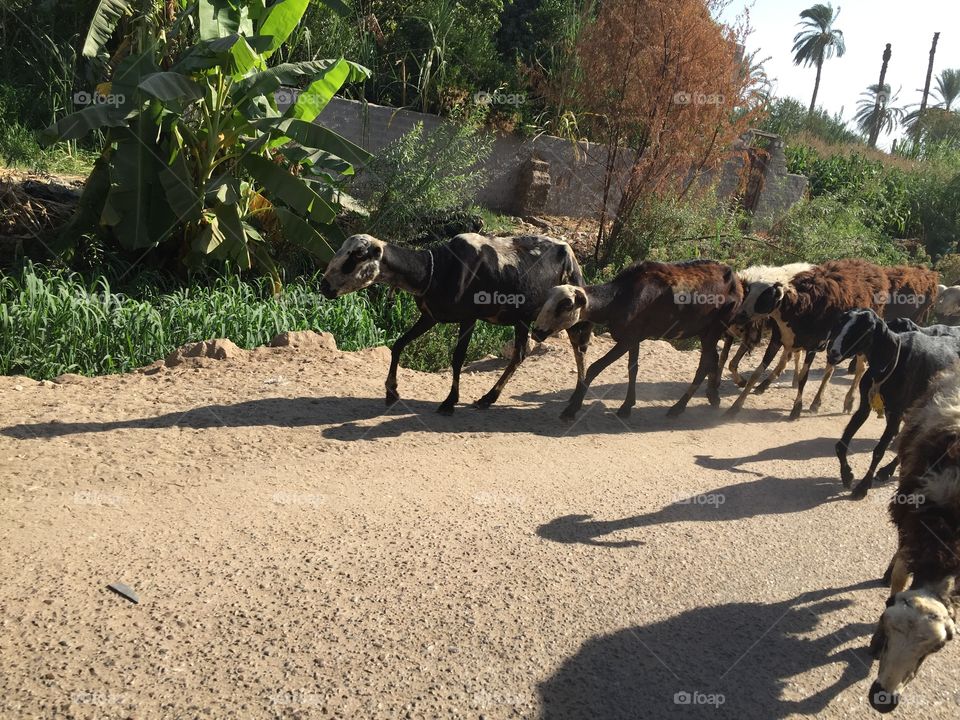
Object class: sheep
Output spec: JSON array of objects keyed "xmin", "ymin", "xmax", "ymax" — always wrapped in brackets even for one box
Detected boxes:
[
  {"xmin": 726, "ymin": 259, "xmax": 889, "ymax": 419},
  {"xmin": 934, "ymin": 283, "xmax": 960, "ymax": 323},
  {"xmin": 864, "ymin": 362, "xmax": 960, "ymax": 713},
  {"xmin": 530, "ymin": 259, "xmax": 742, "ymax": 420},
  {"xmin": 319, "ymin": 233, "xmax": 592, "ymax": 414},
  {"xmin": 880, "ymin": 265, "xmax": 939, "ymax": 322},
  {"xmin": 827, "ymin": 308, "xmax": 960, "ymax": 499},
  {"xmin": 719, "ymin": 262, "xmax": 814, "ymax": 388}
]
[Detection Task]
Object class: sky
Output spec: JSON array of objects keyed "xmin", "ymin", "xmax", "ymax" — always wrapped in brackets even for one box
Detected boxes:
[{"xmin": 719, "ymin": 0, "xmax": 960, "ymax": 148}]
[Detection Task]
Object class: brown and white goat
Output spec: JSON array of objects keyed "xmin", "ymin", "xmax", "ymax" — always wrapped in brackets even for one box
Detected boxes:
[
  {"xmin": 531, "ymin": 259, "xmax": 742, "ymax": 420},
  {"xmin": 320, "ymin": 233, "xmax": 592, "ymax": 414},
  {"xmin": 726, "ymin": 259, "xmax": 889, "ymax": 419},
  {"xmin": 866, "ymin": 361, "xmax": 960, "ymax": 713}
]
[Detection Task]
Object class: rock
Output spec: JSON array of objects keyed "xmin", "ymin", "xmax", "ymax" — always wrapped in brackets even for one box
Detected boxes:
[
  {"xmin": 268, "ymin": 331, "xmax": 338, "ymax": 351},
  {"xmin": 165, "ymin": 339, "xmax": 243, "ymax": 367},
  {"xmin": 500, "ymin": 338, "xmax": 538, "ymax": 359},
  {"xmin": 514, "ymin": 156, "xmax": 551, "ymax": 215}
]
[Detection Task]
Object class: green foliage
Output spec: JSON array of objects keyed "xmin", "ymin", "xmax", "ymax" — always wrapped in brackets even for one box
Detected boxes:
[
  {"xmin": 42, "ymin": 0, "xmax": 371, "ymax": 281},
  {"xmin": 365, "ymin": 119, "xmax": 492, "ymax": 241},
  {"xmin": 759, "ymin": 97, "xmax": 860, "ymax": 145},
  {"xmin": 0, "ymin": 263, "xmax": 510, "ymax": 379},
  {"xmin": 936, "ymin": 253, "xmax": 960, "ymax": 286}
]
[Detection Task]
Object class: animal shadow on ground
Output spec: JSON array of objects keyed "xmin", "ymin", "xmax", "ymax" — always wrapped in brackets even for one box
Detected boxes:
[
  {"xmin": 538, "ymin": 582, "xmax": 876, "ymax": 720},
  {"xmin": 536, "ymin": 474, "xmax": 843, "ymax": 548},
  {"xmin": 694, "ymin": 436, "xmax": 878, "ymax": 475},
  {"xmin": 2, "ymin": 393, "xmax": 785, "ymax": 441}
]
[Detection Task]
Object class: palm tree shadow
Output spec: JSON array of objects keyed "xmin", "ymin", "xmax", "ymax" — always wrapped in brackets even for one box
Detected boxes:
[
  {"xmin": 536, "ymin": 475, "xmax": 843, "ymax": 547},
  {"xmin": 538, "ymin": 582, "xmax": 876, "ymax": 719}
]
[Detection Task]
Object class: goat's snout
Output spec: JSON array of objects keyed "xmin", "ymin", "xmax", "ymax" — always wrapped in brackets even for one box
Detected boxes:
[
  {"xmin": 319, "ymin": 278, "xmax": 337, "ymax": 299},
  {"xmin": 531, "ymin": 327, "xmax": 550, "ymax": 343},
  {"xmin": 868, "ymin": 681, "xmax": 899, "ymax": 714}
]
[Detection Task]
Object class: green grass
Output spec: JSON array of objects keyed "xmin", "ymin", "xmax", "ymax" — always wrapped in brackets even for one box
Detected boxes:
[{"xmin": 0, "ymin": 264, "xmax": 513, "ymax": 380}]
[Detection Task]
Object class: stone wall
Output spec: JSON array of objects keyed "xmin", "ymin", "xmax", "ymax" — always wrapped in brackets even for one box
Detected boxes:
[{"xmin": 318, "ymin": 97, "xmax": 806, "ymax": 221}]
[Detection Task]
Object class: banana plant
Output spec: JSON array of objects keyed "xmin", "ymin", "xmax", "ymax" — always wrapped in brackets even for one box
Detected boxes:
[{"xmin": 44, "ymin": 0, "xmax": 369, "ymax": 286}]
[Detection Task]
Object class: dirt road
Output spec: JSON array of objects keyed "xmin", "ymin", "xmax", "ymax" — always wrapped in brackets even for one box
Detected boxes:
[{"xmin": 1, "ymin": 333, "xmax": 958, "ymax": 719}]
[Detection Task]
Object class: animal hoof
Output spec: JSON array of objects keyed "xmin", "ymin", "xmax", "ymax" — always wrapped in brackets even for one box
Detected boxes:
[
  {"xmin": 788, "ymin": 406, "xmax": 802, "ymax": 421},
  {"xmin": 385, "ymin": 389, "xmax": 400, "ymax": 406},
  {"xmin": 843, "ymin": 398, "xmax": 854, "ymax": 413},
  {"xmin": 666, "ymin": 404, "xmax": 684, "ymax": 418},
  {"xmin": 560, "ymin": 409, "xmax": 578, "ymax": 423},
  {"xmin": 473, "ymin": 394, "xmax": 495, "ymax": 410},
  {"xmin": 707, "ymin": 392, "xmax": 721, "ymax": 408},
  {"xmin": 733, "ymin": 377, "xmax": 747, "ymax": 388},
  {"xmin": 616, "ymin": 406, "xmax": 632, "ymax": 419},
  {"xmin": 753, "ymin": 384, "xmax": 769, "ymax": 396},
  {"xmin": 809, "ymin": 402, "xmax": 821, "ymax": 414},
  {"xmin": 724, "ymin": 405, "xmax": 742, "ymax": 418},
  {"xmin": 436, "ymin": 403, "xmax": 456, "ymax": 416},
  {"xmin": 850, "ymin": 483, "xmax": 870, "ymax": 500}
]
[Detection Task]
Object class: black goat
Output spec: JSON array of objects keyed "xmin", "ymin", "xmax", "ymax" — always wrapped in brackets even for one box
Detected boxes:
[
  {"xmin": 827, "ymin": 309, "xmax": 960, "ymax": 498},
  {"xmin": 319, "ymin": 233, "xmax": 592, "ymax": 414},
  {"xmin": 887, "ymin": 317, "xmax": 960, "ymax": 338}
]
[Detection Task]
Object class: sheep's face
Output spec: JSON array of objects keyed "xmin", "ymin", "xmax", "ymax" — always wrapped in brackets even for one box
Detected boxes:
[
  {"xmin": 734, "ymin": 281, "xmax": 784, "ymax": 324},
  {"xmin": 869, "ymin": 587, "xmax": 955, "ymax": 713},
  {"xmin": 827, "ymin": 309, "xmax": 877, "ymax": 365},
  {"xmin": 320, "ymin": 234, "xmax": 385, "ymax": 298},
  {"xmin": 532, "ymin": 285, "xmax": 586, "ymax": 342}
]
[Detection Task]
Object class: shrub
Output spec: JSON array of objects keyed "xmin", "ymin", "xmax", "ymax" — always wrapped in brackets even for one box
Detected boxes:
[
  {"xmin": 936, "ymin": 254, "xmax": 960, "ymax": 285},
  {"xmin": 365, "ymin": 119, "xmax": 492, "ymax": 242}
]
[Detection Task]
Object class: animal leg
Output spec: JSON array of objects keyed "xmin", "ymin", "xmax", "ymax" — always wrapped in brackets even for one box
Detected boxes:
[
  {"xmin": 835, "ymin": 374, "xmax": 872, "ymax": 488},
  {"xmin": 475, "ymin": 324, "xmax": 529, "ymax": 409},
  {"xmin": 668, "ymin": 339, "xmax": 718, "ymax": 417},
  {"xmin": 844, "ymin": 355, "xmax": 867, "ymax": 413},
  {"xmin": 725, "ymin": 335, "xmax": 782, "ymax": 417},
  {"xmin": 560, "ymin": 341, "xmax": 631, "ymax": 421},
  {"xmin": 566, "ymin": 321, "xmax": 592, "ymax": 384},
  {"xmin": 756, "ymin": 345, "xmax": 792, "ymax": 394},
  {"xmin": 788, "ymin": 350, "xmax": 817, "ymax": 420},
  {"xmin": 386, "ymin": 313, "xmax": 438, "ymax": 405},
  {"xmin": 437, "ymin": 320, "xmax": 476, "ymax": 415},
  {"xmin": 808, "ymin": 363, "xmax": 836, "ymax": 413},
  {"xmin": 851, "ymin": 412, "xmax": 902, "ymax": 499},
  {"xmin": 617, "ymin": 344, "xmax": 641, "ymax": 418},
  {"xmin": 876, "ymin": 455, "xmax": 900, "ymax": 482},
  {"xmin": 792, "ymin": 350, "xmax": 802, "ymax": 388},
  {"xmin": 718, "ymin": 335, "xmax": 733, "ymax": 383},
  {"xmin": 889, "ymin": 551, "xmax": 910, "ymax": 596},
  {"xmin": 729, "ymin": 342, "xmax": 750, "ymax": 387}
]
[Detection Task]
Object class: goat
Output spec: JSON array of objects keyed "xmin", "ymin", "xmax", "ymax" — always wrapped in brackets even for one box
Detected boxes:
[
  {"xmin": 865, "ymin": 362, "xmax": 960, "ymax": 713},
  {"xmin": 828, "ymin": 308, "xmax": 960, "ymax": 499},
  {"xmin": 887, "ymin": 317, "xmax": 960, "ymax": 338},
  {"xmin": 530, "ymin": 259, "xmax": 742, "ymax": 420},
  {"xmin": 319, "ymin": 233, "xmax": 592, "ymax": 414},
  {"xmin": 726, "ymin": 259, "xmax": 889, "ymax": 419},
  {"xmin": 719, "ymin": 263, "xmax": 814, "ymax": 388}
]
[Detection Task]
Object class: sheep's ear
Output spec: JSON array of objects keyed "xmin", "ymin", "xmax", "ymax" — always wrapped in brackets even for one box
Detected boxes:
[
  {"xmin": 574, "ymin": 288, "xmax": 587, "ymax": 307},
  {"xmin": 366, "ymin": 243, "xmax": 383, "ymax": 260},
  {"xmin": 932, "ymin": 576, "xmax": 956, "ymax": 604}
]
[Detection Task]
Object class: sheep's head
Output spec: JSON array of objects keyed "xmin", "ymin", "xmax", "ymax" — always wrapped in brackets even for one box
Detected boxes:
[
  {"xmin": 532, "ymin": 285, "xmax": 587, "ymax": 342},
  {"xmin": 827, "ymin": 309, "xmax": 880, "ymax": 365},
  {"xmin": 734, "ymin": 281, "xmax": 785, "ymax": 324},
  {"xmin": 320, "ymin": 234, "xmax": 386, "ymax": 298},
  {"xmin": 868, "ymin": 581, "xmax": 956, "ymax": 713}
]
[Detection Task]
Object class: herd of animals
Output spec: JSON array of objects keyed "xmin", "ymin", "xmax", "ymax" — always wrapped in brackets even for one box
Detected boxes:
[{"xmin": 318, "ymin": 231, "xmax": 960, "ymax": 714}]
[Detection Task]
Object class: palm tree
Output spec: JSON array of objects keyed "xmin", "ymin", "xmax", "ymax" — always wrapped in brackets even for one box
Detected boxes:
[
  {"xmin": 792, "ymin": 3, "xmax": 847, "ymax": 115},
  {"xmin": 854, "ymin": 84, "xmax": 904, "ymax": 144},
  {"xmin": 933, "ymin": 68, "xmax": 960, "ymax": 111}
]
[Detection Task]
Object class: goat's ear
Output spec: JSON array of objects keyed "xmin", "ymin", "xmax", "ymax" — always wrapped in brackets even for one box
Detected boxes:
[
  {"xmin": 365, "ymin": 243, "xmax": 383, "ymax": 260},
  {"xmin": 574, "ymin": 288, "xmax": 587, "ymax": 308},
  {"xmin": 933, "ymin": 576, "xmax": 956, "ymax": 605}
]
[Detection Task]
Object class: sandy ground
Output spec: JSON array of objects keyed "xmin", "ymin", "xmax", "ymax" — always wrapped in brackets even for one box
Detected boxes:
[{"xmin": 2, "ymin": 333, "xmax": 959, "ymax": 720}]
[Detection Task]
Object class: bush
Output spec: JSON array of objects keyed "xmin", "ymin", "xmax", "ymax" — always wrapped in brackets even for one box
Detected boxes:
[
  {"xmin": 760, "ymin": 97, "xmax": 862, "ymax": 146},
  {"xmin": 936, "ymin": 254, "xmax": 960, "ymax": 285},
  {"xmin": 365, "ymin": 119, "xmax": 492, "ymax": 242},
  {"xmin": 0, "ymin": 264, "xmax": 510, "ymax": 379}
]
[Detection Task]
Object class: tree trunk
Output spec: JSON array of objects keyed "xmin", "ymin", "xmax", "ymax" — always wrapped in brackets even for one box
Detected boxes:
[
  {"xmin": 914, "ymin": 32, "xmax": 940, "ymax": 139},
  {"xmin": 868, "ymin": 43, "xmax": 892, "ymax": 148},
  {"xmin": 808, "ymin": 58, "xmax": 823, "ymax": 116}
]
